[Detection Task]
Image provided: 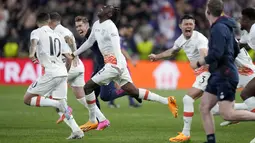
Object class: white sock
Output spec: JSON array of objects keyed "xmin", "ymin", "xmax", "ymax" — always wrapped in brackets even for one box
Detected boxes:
[
  {"xmin": 211, "ymin": 104, "xmax": 220, "ymax": 115},
  {"xmin": 138, "ymin": 88, "xmax": 168, "ymax": 104},
  {"xmin": 58, "ymin": 112, "xmax": 80, "ymax": 132},
  {"xmin": 77, "ymin": 97, "xmax": 106, "ymax": 122},
  {"xmin": 182, "ymin": 95, "xmax": 194, "ymax": 136},
  {"xmin": 86, "ymin": 91, "xmax": 97, "ymax": 123},
  {"xmin": 244, "ymin": 97, "xmax": 255, "ymax": 112},
  {"xmin": 77, "ymin": 97, "xmax": 88, "ymax": 108},
  {"xmin": 234, "ymin": 103, "xmax": 248, "ymax": 110},
  {"xmin": 30, "ymin": 96, "xmax": 59, "ymax": 108}
]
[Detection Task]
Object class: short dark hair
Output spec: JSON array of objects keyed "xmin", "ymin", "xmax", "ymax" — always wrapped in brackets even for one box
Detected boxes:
[
  {"xmin": 120, "ymin": 24, "xmax": 133, "ymax": 29},
  {"xmin": 110, "ymin": 7, "xmax": 120, "ymax": 24},
  {"xmin": 242, "ymin": 7, "xmax": 255, "ymax": 20},
  {"xmin": 75, "ymin": 16, "xmax": 89, "ymax": 23},
  {"xmin": 180, "ymin": 14, "xmax": 195, "ymax": 23},
  {"xmin": 207, "ymin": 0, "xmax": 224, "ymax": 17},
  {"xmin": 37, "ymin": 12, "xmax": 50, "ymax": 23},
  {"xmin": 49, "ymin": 12, "xmax": 61, "ymax": 21}
]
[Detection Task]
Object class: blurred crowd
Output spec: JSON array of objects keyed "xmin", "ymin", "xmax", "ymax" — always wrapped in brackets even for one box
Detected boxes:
[{"xmin": 0, "ymin": 0, "xmax": 255, "ymax": 60}]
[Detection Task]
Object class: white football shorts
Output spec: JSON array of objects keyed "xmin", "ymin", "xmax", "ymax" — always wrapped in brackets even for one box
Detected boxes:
[{"xmin": 92, "ymin": 63, "xmax": 132, "ymax": 87}]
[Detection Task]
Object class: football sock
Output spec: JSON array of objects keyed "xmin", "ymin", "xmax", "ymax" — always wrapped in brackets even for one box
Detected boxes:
[
  {"xmin": 30, "ymin": 96, "xmax": 59, "ymax": 108},
  {"xmin": 138, "ymin": 88, "xmax": 168, "ymax": 104},
  {"xmin": 86, "ymin": 91, "xmax": 97, "ymax": 123},
  {"xmin": 244, "ymin": 97, "xmax": 255, "ymax": 112},
  {"xmin": 58, "ymin": 112, "xmax": 80, "ymax": 132},
  {"xmin": 182, "ymin": 95, "xmax": 194, "ymax": 136},
  {"xmin": 207, "ymin": 134, "xmax": 216, "ymax": 143}
]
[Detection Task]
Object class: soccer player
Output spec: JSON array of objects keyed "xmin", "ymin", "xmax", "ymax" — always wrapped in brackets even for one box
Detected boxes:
[
  {"xmin": 239, "ymin": 7, "xmax": 255, "ymax": 143},
  {"xmin": 23, "ymin": 12, "xmax": 83, "ymax": 139},
  {"xmin": 72, "ymin": 5, "xmax": 178, "ymax": 129},
  {"xmin": 108, "ymin": 24, "xmax": 141, "ymax": 108},
  {"xmin": 74, "ymin": 15, "xmax": 142, "ymax": 131},
  {"xmin": 48, "ymin": 12, "xmax": 108, "ymax": 130},
  {"xmin": 192, "ymin": 1, "xmax": 255, "ymax": 143},
  {"xmin": 149, "ymin": 14, "xmax": 210, "ymax": 142}
]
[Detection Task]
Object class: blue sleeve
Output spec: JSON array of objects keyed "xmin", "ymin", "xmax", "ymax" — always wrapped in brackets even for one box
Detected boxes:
[{"xmin": 204, "ymin": 24, "xmax": 227, "ymax": 64}]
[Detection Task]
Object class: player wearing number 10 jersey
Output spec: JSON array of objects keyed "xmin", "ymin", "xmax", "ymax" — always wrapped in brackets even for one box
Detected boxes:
[{"xmin": 23, "ymin": 13, "xmax": 83, "ymax": 139}]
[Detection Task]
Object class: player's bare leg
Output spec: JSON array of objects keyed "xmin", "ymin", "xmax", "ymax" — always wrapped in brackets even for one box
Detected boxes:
[
  {"xmin": 169, "ymin": 87, "xmax": 203, "ymax": 142},
  {"xmin": 241, "ymin": 78, "xmax": 255, "ymax": 113},
  {"xmin": 121, "ymin": 82, "xmax": 178, "ymax": 118},
  {"xmin": 211, "ymin": 103, "xmax": 248, "ymax": 126},
  {"xmin": 200, "ymin": 92, "xmax": 218, "ymax": 143},
  {"xmin": 83, "ymin": 80, "xmax": 110, "ymax": 131}
]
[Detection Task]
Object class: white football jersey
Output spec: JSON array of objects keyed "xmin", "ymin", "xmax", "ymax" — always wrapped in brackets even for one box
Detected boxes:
[
  {"xmin": 172, "ymin": 31, "xmax": 208, "ymax": 62},
  {"xmin": 30, "ymin": 25, "xmax": 69, "ymax": 77},
  {"xmin": 240, "ymin": 23, "xmax": 255, "ymax": 49},
  {"xmin": 74, "ymin": 20, "xmax": 127, "ymax": 68},
  {"xmin": 54, "ymin": 24, "xmax": 84, "ymax": 73},
  {"xmin": 235, "ymin": 46, "xmax": 255, "ymax": 75}
]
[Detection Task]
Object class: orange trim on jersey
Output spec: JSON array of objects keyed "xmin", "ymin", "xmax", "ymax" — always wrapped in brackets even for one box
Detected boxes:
[
  {"xmin": 104, "ymin": 55, "xmax": 117, "ymax": 65},
  {"xmin": 42, "ymin": 66, "xmax": 45, "ymax": 75},
  {"xmin": 183, "ymin": 112, "xmax": 194, "ymax": 117},
  {"xmin": 36, "ymin": 96, "xmax": 41, "ymax": 107},
  {"xmin": 87, "ymin": 100, "xmax": 96, "ymax": 104},
  {"xmin": 238, "ymin": 66, "xmax": 254, "ymax": 76},
  {"xmin": 194, "ymin": 66, "xmax": 208, "ymax": 76},
  {"xmin": 144, "ymin": 90, "xmax": 149, "ymax": 100}
]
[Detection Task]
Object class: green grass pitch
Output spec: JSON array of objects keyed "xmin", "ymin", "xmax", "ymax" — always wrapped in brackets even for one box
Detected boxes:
[{"xmin": 0, "ymin": 86, "xmax": 254, "ymax": 143}]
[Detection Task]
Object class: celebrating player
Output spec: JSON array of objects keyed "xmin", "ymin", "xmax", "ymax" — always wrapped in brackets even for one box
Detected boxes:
[
  {"xmin": 108, "ymin": 24, "xmax": 141, "ymax": 108},
  {"xmin": 74, "ymin": 15, "xmax": 142, "ymax": 131},
  {"xmin": 23, "ymin": 12, "xmax": 83, "ymax": 139},
  {"xmin": 48, "ymin": 12, "xmax": 109, "ymax": 130},
  {"xmin": 72, "ymin": 5, "xmax": 178, "ymax": 129},
  {"xmin": 149, "ymin": 14, "xmax": 210, "ymax": 142}
]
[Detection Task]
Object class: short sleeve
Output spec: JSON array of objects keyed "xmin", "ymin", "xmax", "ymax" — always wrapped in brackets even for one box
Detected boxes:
[
  {"xmin": 30, "ymin": 30, "xmax": 39, "ymax": 41},
  {"xmin": 197, "ymin": 34, "xmax": 208, "ymax": 49},
  {"xmin": 248, "ymin": 27, "xmax": 255, "ymax": 49},
  {"xmin": 172, "ymin": 36, "xmax": 182, "ymax": 50}
]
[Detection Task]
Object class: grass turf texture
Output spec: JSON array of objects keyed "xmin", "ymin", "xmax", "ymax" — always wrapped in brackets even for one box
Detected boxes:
[{"xmin": 0, "ymin": 86, "xmax": 254, "ymax": 143}]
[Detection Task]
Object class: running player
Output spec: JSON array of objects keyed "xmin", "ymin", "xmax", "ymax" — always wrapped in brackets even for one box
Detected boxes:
[
  {"xmin": 149, "ymin": 14, "xmax": 209, "ymax": 142},
  {"xmin": 108, "ymin": 24, "xmax": 141, "ymax": 108},
  {"xmin": 74, "ymin": 15, "xmax": 142, "ymax": 131},
  {"xmin": 72, "ymin": 5, "xmax": 178, "ymax": 130},
  {"xmin": 48, "ymin": 12, "xmax": 108, "ymax": 130},
  {"xmin": 23, "ymin": 12, "xmax": 83, "ymax": 139}
]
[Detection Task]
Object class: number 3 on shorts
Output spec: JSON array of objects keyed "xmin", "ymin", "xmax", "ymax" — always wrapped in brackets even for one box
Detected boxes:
[{"xmin": 200, "ymin": 76, "xmax": 206, "ymax": 83}]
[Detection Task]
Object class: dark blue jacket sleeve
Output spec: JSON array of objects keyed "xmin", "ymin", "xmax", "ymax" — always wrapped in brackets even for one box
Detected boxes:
[{"xmin": 204, "ymin": 24, "xmax": 228, "ymax": 64}]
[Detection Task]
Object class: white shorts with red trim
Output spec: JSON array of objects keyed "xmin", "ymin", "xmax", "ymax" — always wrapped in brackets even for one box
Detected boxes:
[{"xmin": 27, "ymin": 74, "xmax": 68, "ymax": 100}]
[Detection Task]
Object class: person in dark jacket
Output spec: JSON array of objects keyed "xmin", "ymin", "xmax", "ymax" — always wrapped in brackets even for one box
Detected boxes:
[{"xmin": 191, "ymin": 0, "xmax": 255, "ymax": 143}]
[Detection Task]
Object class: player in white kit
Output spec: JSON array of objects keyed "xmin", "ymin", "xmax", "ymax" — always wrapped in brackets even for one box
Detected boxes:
[
  {"xmin": 23, "ymin": 13, "xmax": 84, "ymax": 139},
  {"xmin": 149, "ymin": 14, "xmax": 210, "ymax": 142},
  {"xmin": 48, "ymin": 12, "xmax": 108, "ymax": 128},
  {"xmin": 149, "ymin": 14, "xmax": 254, "ymax": 142},
  {"xmin": 239, "ymin": 7, "xmax": 255, "ymax": 143},
  {"xmin": 71, "ymin": 5, "xmax": 178, "ymax": 130}
]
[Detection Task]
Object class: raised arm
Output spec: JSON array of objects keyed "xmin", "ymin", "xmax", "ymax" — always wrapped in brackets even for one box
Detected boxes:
[{"xmin": 148, "ymin": 45, "xmax": 180, "ymax": 61}]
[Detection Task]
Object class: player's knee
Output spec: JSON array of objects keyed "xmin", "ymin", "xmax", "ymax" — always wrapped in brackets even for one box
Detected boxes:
[
  {"xmin": 199, "ymin": 102, "xmax": 210, "ymax": 114},
  {"xmin": 23, "ymin": 96, "xmax": 31, "ymax": 106},
  {"xmin": 100, "ymin": 94, "xmax": 110, "ymax": 101},
  {"xmin": 240, "ymin": 89, "xmax": 251, "ymax": 101},
  {"xmin": 219, "ymin": 110, "xmax": 233, "ymax": 121}
]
